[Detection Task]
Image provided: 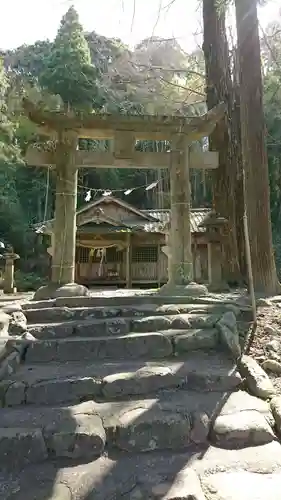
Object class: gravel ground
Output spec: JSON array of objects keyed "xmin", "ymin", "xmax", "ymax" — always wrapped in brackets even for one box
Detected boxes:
[{"xmin": 246, "ymin": 302, "xmax": 281, "ymax": 393}]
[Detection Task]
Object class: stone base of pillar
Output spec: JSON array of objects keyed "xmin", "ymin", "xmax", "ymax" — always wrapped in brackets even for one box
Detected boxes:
[
  {"xmin": 158, "ymin": 281, "xmax": 208, "ymax": 297},
  {"xmin": 33, "ymin": 282, "xmax": 89, "ymax": 301},
  {"xmin": 3, "ymin": 286, "xmax": 17, "ymax": 295}
]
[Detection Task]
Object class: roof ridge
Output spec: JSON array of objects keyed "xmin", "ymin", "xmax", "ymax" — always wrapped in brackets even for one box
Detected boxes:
[{"xmin": 142, "ymin": 207, "xmax": 211, "ymax": 212}]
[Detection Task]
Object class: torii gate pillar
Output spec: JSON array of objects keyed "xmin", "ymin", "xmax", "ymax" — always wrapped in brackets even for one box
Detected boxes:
[
  {"xmin": 22, "ymin": 99, "xmax": 225, "ymax": 300},
  {"xmin": 160, "ymin": 135, "xmax": 207, "ymax": 296},
  {"xmin": 51, "ymin": 131, "xmax": 78, "ymax": 285}
]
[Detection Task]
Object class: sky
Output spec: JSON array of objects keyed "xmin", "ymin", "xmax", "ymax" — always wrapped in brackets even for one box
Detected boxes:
[{"xmin": 1, "ymin": 0, "xmax": 280, "ymax": 52}]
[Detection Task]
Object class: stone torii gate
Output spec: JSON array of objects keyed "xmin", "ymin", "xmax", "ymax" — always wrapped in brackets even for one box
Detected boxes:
[{"xmin": 23, "ymin": 99, "xmax": 225, "ymax": 299}]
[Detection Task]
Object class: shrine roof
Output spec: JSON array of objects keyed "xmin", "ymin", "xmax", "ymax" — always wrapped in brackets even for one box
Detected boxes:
[
  {"xmin": 34, "ymin": 195, "xmax": 211, "ymax": 235},
  {"xmin": 142, "ymin": 208, "xmax": 211, "ymax": 233}
]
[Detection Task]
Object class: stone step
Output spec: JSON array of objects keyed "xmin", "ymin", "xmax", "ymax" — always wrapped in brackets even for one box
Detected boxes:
[
  {"xmin": 0, "ymin": 402, "xmax": 106, "ymax": 469},
  {"xmin": 22, "ymin": 329, "xmax": 226, "ymax": 363},
  {"xmin": 23, "ymin": 303, "xmax": 240, "ymax": 324},
  {"xmin": 1, "ymin": 352, "xmax": 242, "ymax": 407},
  {"xmin": 2, "ymin": 441, "xmax": 281, "ymax": 499},
  {"xmin": 24, "ymin": 333, "xmax": 173, "ymax": 362},
  {"xmin": 27, "ymin": 313, "xmax": 223, "ymax": 339},
  {"xmin": 0, "ymin": 390, "xmax": 275, "ymax": 470},
  {"xmin": 22, "ymin": 293, "xmax": 248, "ymax": 310}
]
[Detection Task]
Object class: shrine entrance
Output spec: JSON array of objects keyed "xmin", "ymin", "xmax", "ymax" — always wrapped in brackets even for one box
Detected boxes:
[{"xmin": 23, "ymin": 98, "xmax": 225, "ymax": 298}]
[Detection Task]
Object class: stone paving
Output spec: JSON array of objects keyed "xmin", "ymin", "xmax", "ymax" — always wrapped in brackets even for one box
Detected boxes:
[{"xmin": 1, "ymin": 288, "xmax": 281, "ymax": 499}]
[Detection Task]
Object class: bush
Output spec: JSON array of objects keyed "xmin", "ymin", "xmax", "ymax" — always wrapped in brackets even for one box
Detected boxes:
[{"xmin": 14, "ymin": 270, "xmax": 49, "ymax": 292}]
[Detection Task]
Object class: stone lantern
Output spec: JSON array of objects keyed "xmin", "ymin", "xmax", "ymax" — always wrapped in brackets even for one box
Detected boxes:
[
  {"xmin": 2, "ymin": 246, "xmax": 20, "ymax": 294},
  {"xmin": 199, "ymin": 212, "xmax": 228, "ymax": 292}
]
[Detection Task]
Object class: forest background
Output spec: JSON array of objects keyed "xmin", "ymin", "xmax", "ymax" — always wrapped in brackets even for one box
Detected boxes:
[{"xmin": 0, "ymin": 2, "xmax": 281, "ymax": 290}]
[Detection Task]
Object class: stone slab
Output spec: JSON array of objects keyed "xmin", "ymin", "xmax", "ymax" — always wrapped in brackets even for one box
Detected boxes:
[
  {"xmin": 8, "ymin": 311, "xmax": 27, "ymax": 336},
  {"xmin": 0, "ymin": 339, "xmax": 8, "ymax": 361},
  {"xmin": 2, "ymin": 381, "xmax": 26, "ymax": 406},
  {"xmin": 93, "ymin": 391, "xmax": 270, "ymax": 447},
  {"xmin": 217, "ymin": 312, "xmax": 241, "ymax": 359},
  {"xmin": 53, "ymin": 295, "xmax": 244, "ymax": 309},
  {"xmin": 110, "ymin": 406, "xmax": 193, "ymax": 452},
  {"xmin": 2, "ymin": 442, "xmax": 281, "ymax": 500},
  {"xmin": 22, "ymin": 299, "xmax": 56, "ymax": 310},
  {"xmin": 33, "ymin": 283, "xmax": 89, "ymax": 301},
  {"xmin": 216, "ymin": 390, "xmax": 273, "ymax": 421},
  {"xmin": 210, "ymin": 410, "xmax": 275, "ymax": 448},
  {"xmin": 0, "ymin": 401, "xmax": 100, "ymax": 428},
  {"xmin": 202, "ymin": 471, "xmax": 281, "ymax": 500},
  {"xmin": 0, "ymin": 403, "xmax": 106, "ymax": 468},
  {"xmin": 26, "ymin": 316, "xmax": 224, "ymax": 341},
  {"xmin": 132, "ymin": 314, "xmax": 222, "ymax": 334},
  {"xmin": 132, "ymin": 315, "xmax": 173, "ymax": 333},
  {"xmin": 102, "ymin": 390, "xmax": 273, "ymax": 451},
  {"xmin": 24, "ymin": 303, "xmax": 238, "ymax": 323},
  {"xmin": 5, "ymin": 484, "xmax": 72, "ymax": 500},
  {"xmin": 28, "ymin": 322, "xmax": 76, "ymax": 339},
  {"xmin": 239, "ymin": 355, "xmax": 276, "ymax": 399},
  {"xmin": 0, "ymin": 311, "xmax": 10, "ymax": 336},
  {"xmin": 174, "ymin": 328, "xmax": 218, "ymax": 353},
  {"xmin": 1, "ymin": 390, "xmax": 269, "ymax": 431},
  {"xmin": 24, "ymin": 333, "xmax": 173, "ymax": 363},
  {"xmin": 44, "ymin": 413, "xmax": 106, "ymax": 460},
  {"xmin": 74, "ymin": 317, "xmax": 130, "ymax": 337},
  {"xmin": 149, "ymin": 467, "xmax": 206, "ymax": 500},
  {"xmin": 25, "ymin": 377, "xmax": 102, "ymax": 406},
  {"xmin": 270, "ymin": 396, "xmax": 281, "ymax": 433},
  {"xmin": 25, "ymin": 307, "xmax": 77, "ymax": 323},
  {"xmin": 1, "ymin": 303, "xmax": 23, "ymax": 314},
  {"xmin": 3, "ymin": 353, "xmax": 241, "ymax": 406},
  {"xmin": 0, "ymin": 427, "xmax": 48, "ymax": 470},
  {"xmin": 0, "ymin": 350, "xmax": 21, "ymax": 381},
  {"xmin": 1, "ymin": 391, "xmax": 271, "ymax": 456}
]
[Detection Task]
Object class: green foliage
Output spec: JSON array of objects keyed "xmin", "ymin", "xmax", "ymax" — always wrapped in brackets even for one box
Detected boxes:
[
  {"xmin": 39, "ymin": 7, "xmax": 101, "ymax": 110},
  {"xmin": 3, "ymin": 6, "xmax": 281, "ymax": 285},
  {"xmin": 0, "ymin": 59, "xmax": 20, "ymax": 162},
  {"xmin": 3, "ymin": 41, "xmax": 53, "ymax": 80},
  {"xmin": 14, "ymin": 270, "xmax": 49, "ymax": 292}
]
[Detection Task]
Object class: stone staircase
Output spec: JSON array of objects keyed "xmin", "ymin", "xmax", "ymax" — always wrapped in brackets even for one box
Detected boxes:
[{"xmin": 0, "ymin": 292, "xmax": 279, "ymax": 499}]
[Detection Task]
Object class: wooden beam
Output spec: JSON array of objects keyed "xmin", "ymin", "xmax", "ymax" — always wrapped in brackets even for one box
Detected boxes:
[
  {"xmin": 23, "ymin": 98, "xmax": 226, "ymax": 141},
  {"xmin": 114, "ymin": 131, "xmax": 135, "ymax": 158},
  {"xmin": 25, "ymin": 148, "xmax": 219, "ymax": 170},
  {"xmin": 26, "ymin": 148, "xmax": 55, "ymax": 167},
  {"xmin": 189, "ymin": 151, "xmax": 218, "ymax": 170}
]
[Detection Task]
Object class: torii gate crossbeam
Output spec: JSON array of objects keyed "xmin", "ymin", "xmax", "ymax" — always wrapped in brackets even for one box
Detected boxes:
[{"xmin": 23, "ymin": 99, "xmax": 225, "ymax": 299}]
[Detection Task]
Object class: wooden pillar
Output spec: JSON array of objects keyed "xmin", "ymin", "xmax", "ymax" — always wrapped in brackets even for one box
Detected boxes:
[
  {"xmin": 169, "ymin": 134, "xmax": 193, "ymax": 285},
  {"xmin": 125, "ymin": 232, "xmax": 132, "ymax": 289},
  {"xmin": 51, "ymin": 131, "xmax": 78, "ymax": 285}
]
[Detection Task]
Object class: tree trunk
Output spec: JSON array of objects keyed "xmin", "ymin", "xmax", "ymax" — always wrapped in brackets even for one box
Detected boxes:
[
  {"xmin": 232, "ymin": 48, "xmax": 246, "ymax": 281},
  {"xmin": 202, "ymin": 0, "xmax": 241, "ymax": 285},
  {"xmin": 235, "ymin": 0, "xmax": 280, "ymax": 294}
]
